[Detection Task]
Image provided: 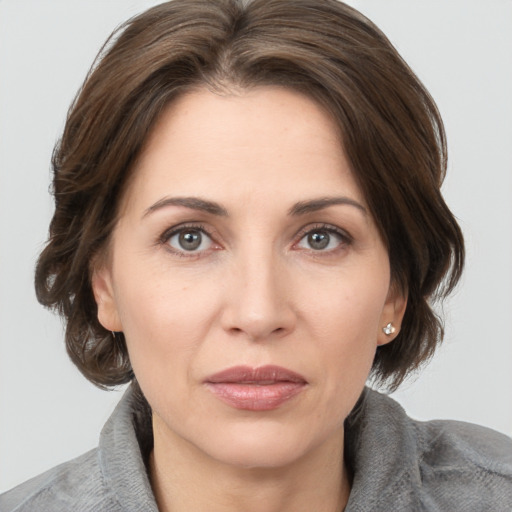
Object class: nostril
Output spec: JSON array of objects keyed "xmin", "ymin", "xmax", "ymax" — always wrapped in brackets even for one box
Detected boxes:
[{"xmin": 226, "ymin": 324, "xmax": 288, "ymax": 341}]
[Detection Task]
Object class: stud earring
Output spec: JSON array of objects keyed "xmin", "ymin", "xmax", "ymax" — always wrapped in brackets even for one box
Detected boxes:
[{"xmin": 382, "ymin": 322, "xmax": 396, "ymax": 336}]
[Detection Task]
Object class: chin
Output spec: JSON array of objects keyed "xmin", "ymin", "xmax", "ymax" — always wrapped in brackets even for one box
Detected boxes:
[
  {"xmin": 197, "ymin": 419, "xmax": 334, "ymax": 470},
  {"xmin": 209, "ymin": 439, "xmax": 306, "ymax": 470}
]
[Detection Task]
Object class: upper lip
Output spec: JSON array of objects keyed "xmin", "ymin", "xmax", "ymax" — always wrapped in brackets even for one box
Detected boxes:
[{"xmin": 205, "ymin": 365, "xmax": 307, "ymax": 384}]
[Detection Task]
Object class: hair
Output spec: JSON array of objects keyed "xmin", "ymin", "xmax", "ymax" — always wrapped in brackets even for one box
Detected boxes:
[{"xmin": 35, "ymin": 0, "xmax": 464, "ymax": 392}]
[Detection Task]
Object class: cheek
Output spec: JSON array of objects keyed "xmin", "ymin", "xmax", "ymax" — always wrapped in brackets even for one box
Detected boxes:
[
  {"xmin": 111, "ymin": 258, "xmax": 222, "ymax": 380},
  {"xmin": 303, "ymin": 270, "xmax": 388, "ymax": 343},
  {"xmin": 303, "ymin": 269, "xmax": 389, "ymax": 389}
]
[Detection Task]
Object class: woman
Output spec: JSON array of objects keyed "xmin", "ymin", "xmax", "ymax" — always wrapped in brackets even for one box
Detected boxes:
[{"xmin": 1, "ymin": 0, "xmax": 511, "ymax": 510}]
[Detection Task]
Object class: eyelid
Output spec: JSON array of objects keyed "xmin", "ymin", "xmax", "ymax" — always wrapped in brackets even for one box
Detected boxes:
[
  {"xmin": 293, "ymin": 223, "xmax": 353, "ymax": 250},
  {"xmin": 157, "ymin": 221, "xmax": 352, "ymax": 257},
  {"xmin": 159, "ymin": 222, "xmax": 205, "ymax": 243},
  {"xmin": 158, "ymin": 222, "xmax": 221, "ymax": 257}
]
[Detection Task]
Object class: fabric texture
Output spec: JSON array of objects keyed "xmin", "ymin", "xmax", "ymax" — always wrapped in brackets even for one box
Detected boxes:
[{"xmin": 1, "ymin": 385, "xmax": 511, "ymax": 511}]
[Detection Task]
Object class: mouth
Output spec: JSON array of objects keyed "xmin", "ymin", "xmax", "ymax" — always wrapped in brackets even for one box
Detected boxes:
[{"xmin": 204, "ymin": 365, "xmax": 307, "ymax": 411}]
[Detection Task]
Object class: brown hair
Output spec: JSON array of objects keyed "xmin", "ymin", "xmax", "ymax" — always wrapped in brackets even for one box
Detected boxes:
[{"xmin": 35, "ymin": 0, "xmax": 464, "ymax": 391}]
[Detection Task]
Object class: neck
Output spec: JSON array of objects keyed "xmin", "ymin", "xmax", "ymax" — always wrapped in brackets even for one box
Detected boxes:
[{"xmin": 149, "ymin": 416, "xmax": 350, "ymax": 512}]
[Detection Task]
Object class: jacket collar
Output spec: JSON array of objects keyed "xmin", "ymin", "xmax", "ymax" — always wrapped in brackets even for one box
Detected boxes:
[
  {"xmin": 99, "ymin": 385, "xmax": 159, "ymax": 511},
  {"xmin": 345, "ymin": 388, "xmax": 420, "ymax": 510}
]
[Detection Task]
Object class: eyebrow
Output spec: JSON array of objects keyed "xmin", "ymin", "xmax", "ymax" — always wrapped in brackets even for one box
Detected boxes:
[
  {"xmin": 288, "ymin": 196, "xmax": 367, "ymax": 216},
  {"xmin": 143, "ymin": 195, "xmax": 367, "ymax": 218},
  {"xmin": 143, "ymin": 196, "xmax": 228, "ymax": 218}
]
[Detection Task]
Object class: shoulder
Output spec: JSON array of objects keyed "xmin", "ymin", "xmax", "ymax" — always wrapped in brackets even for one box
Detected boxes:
[
  {"xmin": 0, "ymin": 385, "xmax": 156, "ymax": 512},
  {"xmin": 351, "ymin": 389, "xmax": 512, "ymax": 511},
  {"xmin": 0, "ymin": 448, "xmax": 118, "ymax": 512},
  {"xmin": 413, "ymin": 416, "xmax": 512, "ymax": 508},
  {"xmin": 415, "ymin": 416, "xmax": 512, "ymax": 471}
]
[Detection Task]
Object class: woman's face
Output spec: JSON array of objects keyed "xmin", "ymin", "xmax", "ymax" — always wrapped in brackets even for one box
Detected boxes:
[{"xmin": 93, "ymin": 86, "xmax": 405, "ymax": 469}]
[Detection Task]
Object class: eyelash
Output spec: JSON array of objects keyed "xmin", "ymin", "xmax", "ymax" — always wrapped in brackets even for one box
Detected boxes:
[
  {"xmin": 293, "ymin": 223, "xmax": 352, "ymax": 255},
  {"xmin": 158, "ymin": 223, "xmax": 214, "ymax": 258},
  {"xmin": 158, "ymin": 222, "xmax": 352, "ymax": 258}
]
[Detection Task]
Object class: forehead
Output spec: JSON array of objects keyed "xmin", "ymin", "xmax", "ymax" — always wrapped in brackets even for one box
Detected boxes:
[{"xmin": 123, "ymin": 86, "xmax": 365, "ymax": 213}]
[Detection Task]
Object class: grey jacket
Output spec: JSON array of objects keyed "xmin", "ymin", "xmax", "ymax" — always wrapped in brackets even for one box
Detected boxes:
[{"xmin": 1, "ymin": 386, "xmax": 511, "ymax": 511}]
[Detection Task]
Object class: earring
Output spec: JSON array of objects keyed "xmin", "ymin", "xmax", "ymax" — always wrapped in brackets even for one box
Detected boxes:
[{"xmin": 382, "ymin": 322, "xmax": 396, "ymax": 336}]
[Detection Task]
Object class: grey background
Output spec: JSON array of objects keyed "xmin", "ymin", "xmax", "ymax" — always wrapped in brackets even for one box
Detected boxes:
[{"xmin": 1, "ymin": 0, "xmax": 511, "ymax": 492}]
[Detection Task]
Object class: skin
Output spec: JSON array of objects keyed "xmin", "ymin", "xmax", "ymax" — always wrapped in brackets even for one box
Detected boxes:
[{"xmin": 92, "ymin": 86, "xmax": 406, "ymax": 512}]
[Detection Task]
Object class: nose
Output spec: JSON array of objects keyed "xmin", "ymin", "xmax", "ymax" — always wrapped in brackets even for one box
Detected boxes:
[{"xmin": 220, "ymin": 250, "xmax": 297, "ymax": 342}]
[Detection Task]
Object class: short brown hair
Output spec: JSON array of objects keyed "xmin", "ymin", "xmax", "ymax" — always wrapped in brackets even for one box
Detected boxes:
[{"xmin": 35, "ymin": 0, "xmax": 464, "ymax": 391}]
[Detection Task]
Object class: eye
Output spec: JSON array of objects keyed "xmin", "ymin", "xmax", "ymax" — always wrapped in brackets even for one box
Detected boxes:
[
  {"xmin": 296, "ymin": 226, "xmax": 350, "ymax": 252},
  {"xmin": 166, "ymin": 227, "xmax": 214, "ymax": 253}
]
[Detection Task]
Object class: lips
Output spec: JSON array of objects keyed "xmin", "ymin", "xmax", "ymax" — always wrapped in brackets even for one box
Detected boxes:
[{"xmin": 204, "ymin": 365, "xmax": 307, "ymax": 411}]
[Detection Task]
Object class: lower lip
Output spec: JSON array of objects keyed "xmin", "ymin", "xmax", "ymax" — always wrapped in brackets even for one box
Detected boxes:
[{"xmin": 205, "ymin": 382, "xmax": 306, "ymax": 411}]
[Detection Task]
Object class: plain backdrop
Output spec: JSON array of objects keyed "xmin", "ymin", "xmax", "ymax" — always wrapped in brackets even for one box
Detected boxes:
[{"xmin": 1, "ymin": 0, "xmax": 511, "ymax": 493}]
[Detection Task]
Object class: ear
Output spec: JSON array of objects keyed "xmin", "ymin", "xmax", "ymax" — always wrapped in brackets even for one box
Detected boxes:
[
  {"xmin": 91, "ymin": 262, "xmax": 123, "ymax": 332},
  {"xmin": 377, "ymin": 284, "xmax": 407, "ymax": 346}
]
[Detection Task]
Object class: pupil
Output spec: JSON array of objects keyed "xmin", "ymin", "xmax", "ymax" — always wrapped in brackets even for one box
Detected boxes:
[
  {"xmin": 308, "ymin": 231, "xmax": 329, "ymax": 250},
  {"xmin": 179, "ymin": 231, "xmax": 201, "ymax": 250}
]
